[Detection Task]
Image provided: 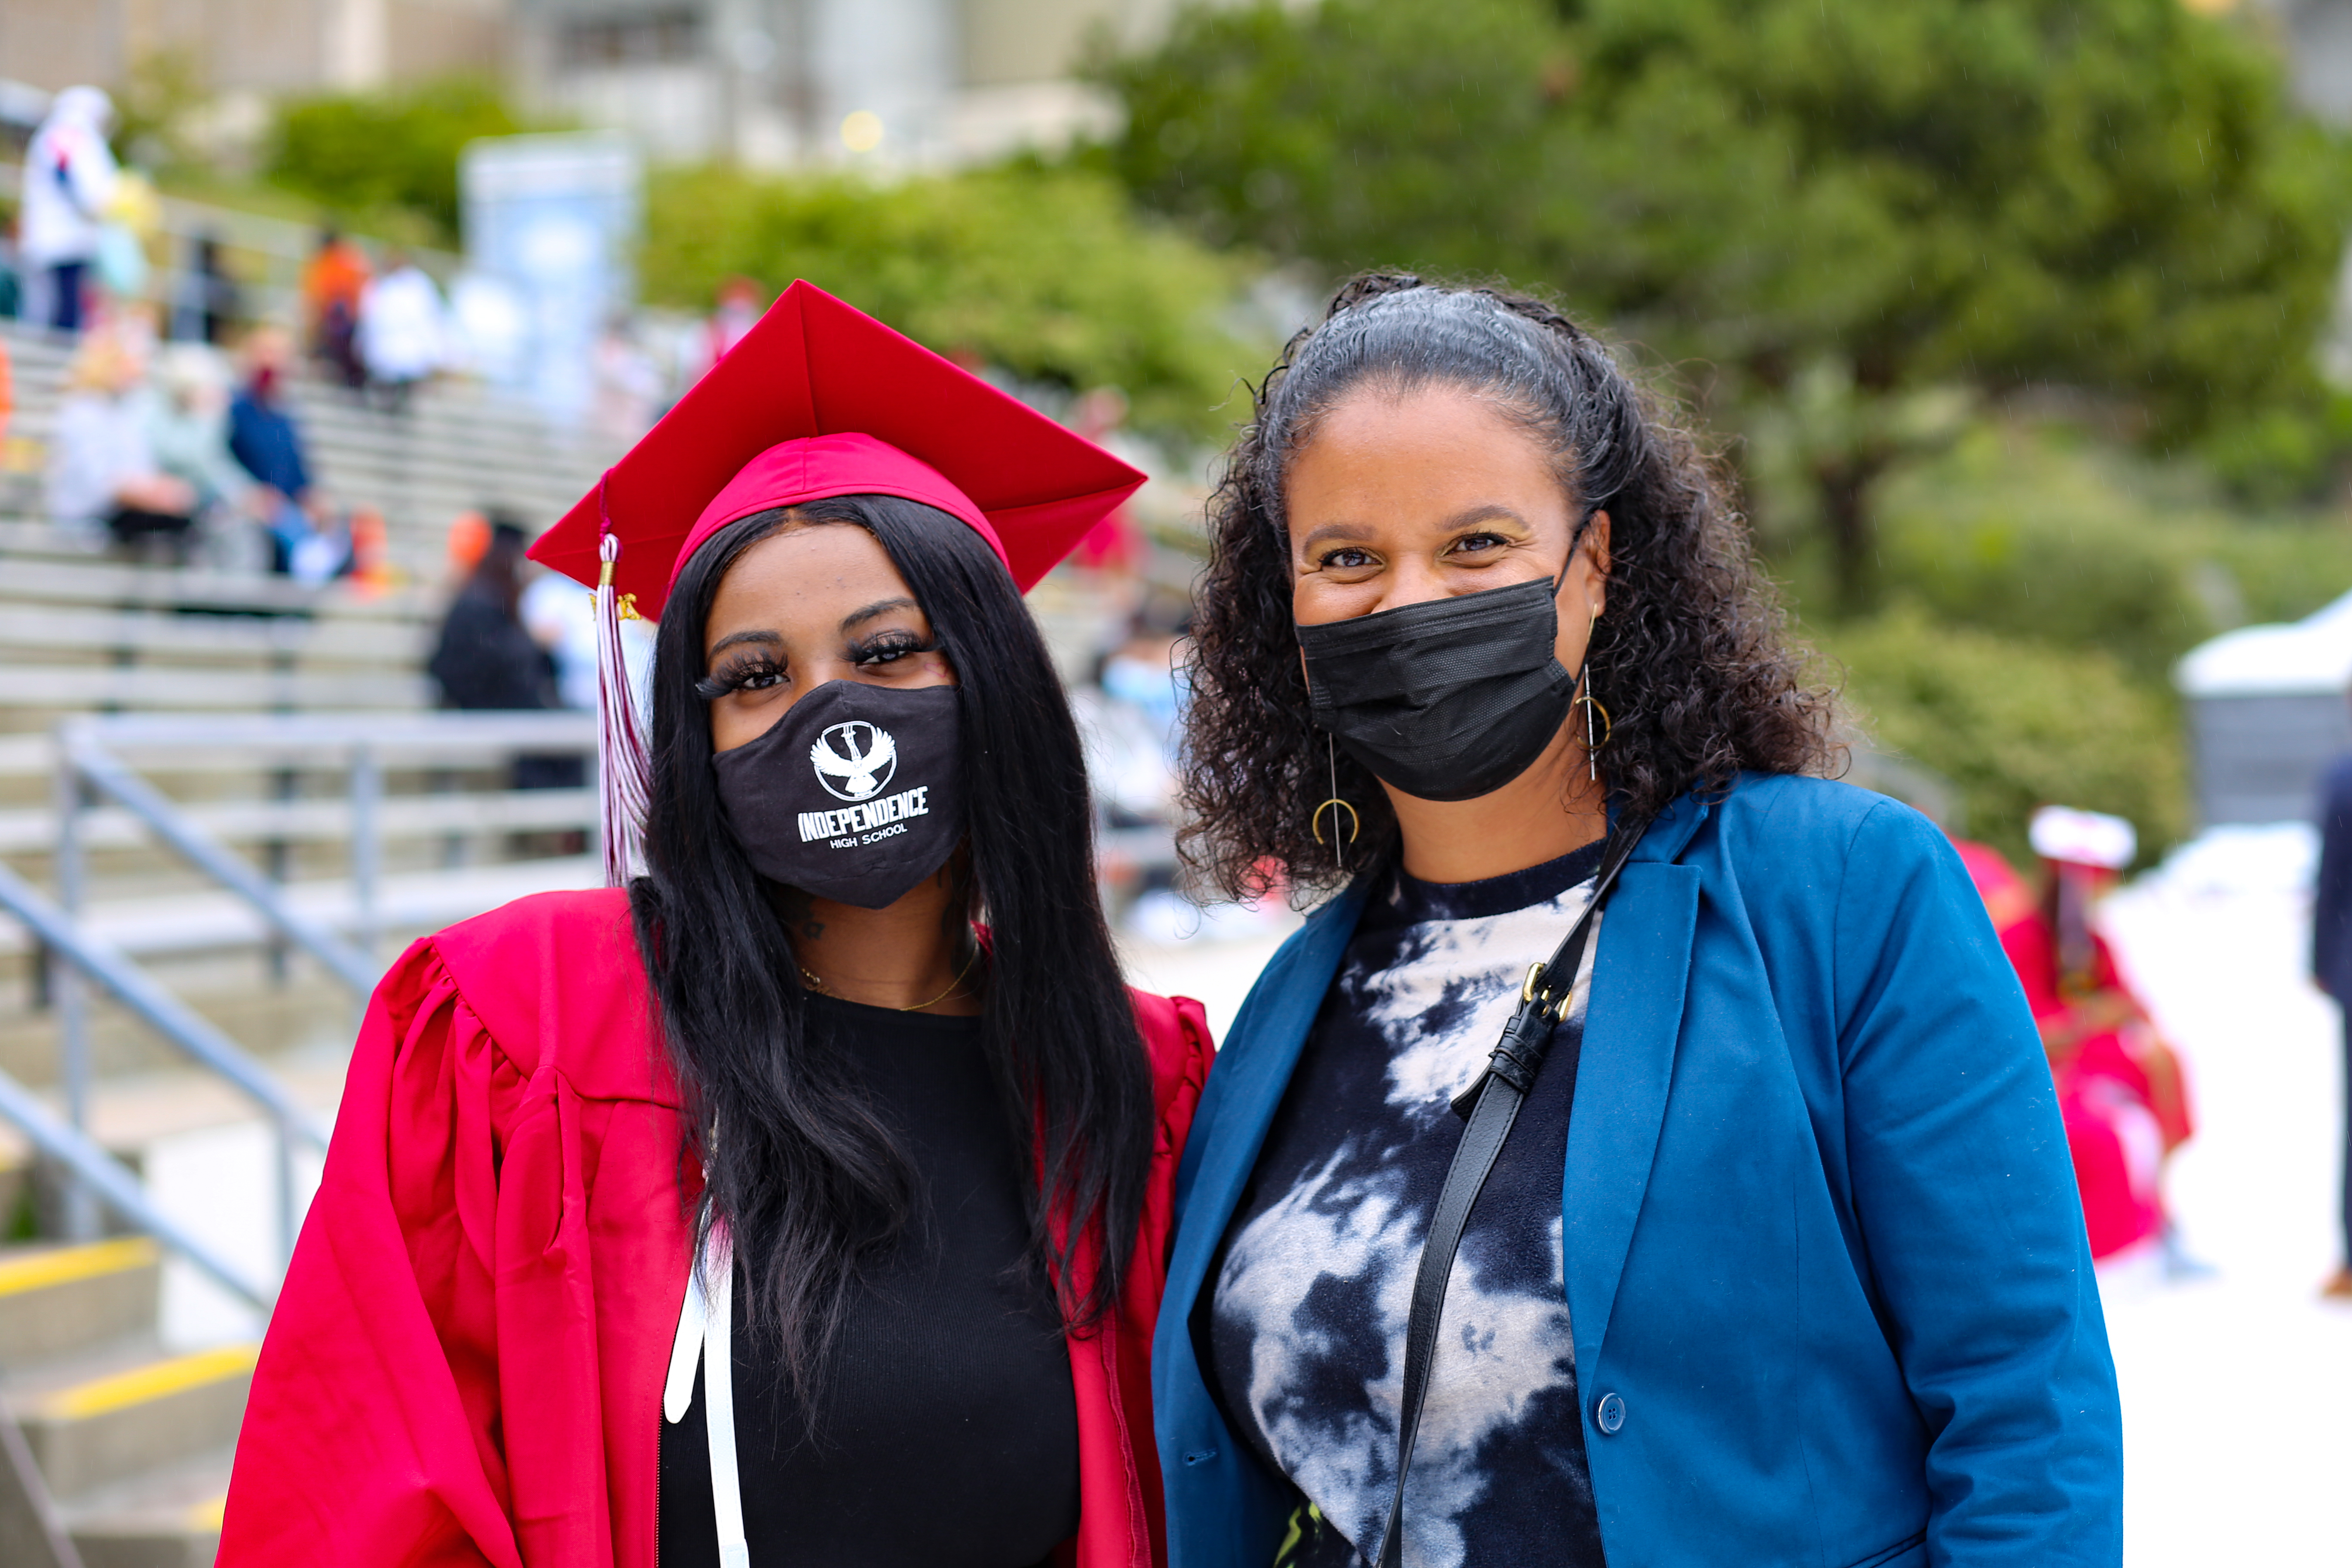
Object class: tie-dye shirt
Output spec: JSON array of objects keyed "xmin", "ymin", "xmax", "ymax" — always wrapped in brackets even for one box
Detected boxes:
[{"xmin": 1208, "ymin": 841, "xmax": 1609, "ymax": 1568}]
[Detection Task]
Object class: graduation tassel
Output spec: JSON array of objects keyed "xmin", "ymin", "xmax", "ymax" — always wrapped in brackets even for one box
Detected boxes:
[{"xmin": 594, "ymin": 480, "xmax": 652, "ymax": 885}]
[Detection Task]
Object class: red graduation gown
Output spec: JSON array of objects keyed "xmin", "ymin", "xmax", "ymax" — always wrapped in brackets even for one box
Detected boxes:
[{"xmin": 218, "ymin": 889, "xmax": 1213, "ymax": 1567}]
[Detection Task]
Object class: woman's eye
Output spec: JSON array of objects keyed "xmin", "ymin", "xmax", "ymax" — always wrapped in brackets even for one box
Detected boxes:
[
  {"xmin": 1319, "ymin": 546, "xmax": 1378, "ymax": 570},
  {"xmin": 1446, "ymin": 532, "xmax": 1509, "ymax": 557}
]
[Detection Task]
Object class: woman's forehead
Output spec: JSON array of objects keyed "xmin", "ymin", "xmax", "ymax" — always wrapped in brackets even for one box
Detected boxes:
[{"xmin": 705, "ymin": 525, "xmax": 920, "ymax": 639}]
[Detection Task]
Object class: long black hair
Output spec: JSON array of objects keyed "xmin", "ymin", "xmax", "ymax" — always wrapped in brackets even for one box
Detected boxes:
[
  {"xmin": 630, "ymin": 495, "xmax": 1153, "ymax": 1391},
  {"xmin": 1183, "ymin": 273, "xmax": 1839, "ymax": 899}
]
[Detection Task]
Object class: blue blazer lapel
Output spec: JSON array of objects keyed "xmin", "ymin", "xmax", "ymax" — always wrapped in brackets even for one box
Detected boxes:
[
  {"xmin": 1161, "ymin": 879, "xmax": 1371, "ymax": 1339},
  {"xmin": 1565, "ymin": 801, "xmax": 1705, "ymax": 1378}
]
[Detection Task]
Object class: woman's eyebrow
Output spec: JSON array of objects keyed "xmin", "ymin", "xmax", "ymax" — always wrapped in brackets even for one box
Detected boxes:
[
  {"xmin": 706, "ymin": 628, "xmax": 782, "ymax": 657},
  {"xmin": 1442, "ymin": 503, "xmax": 1531, "ymax": 531},
  {"xmin": 1295, "ymin": 521, "xmax": 1377, "ymax": 553},
  {"xmin": 840, "ymin": 596, "xmax": 919, "ymax": 631}
]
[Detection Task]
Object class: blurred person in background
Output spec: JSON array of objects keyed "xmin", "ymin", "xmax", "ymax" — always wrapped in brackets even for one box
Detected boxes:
[
  {"xmin": 147, "ymin": 343, "xmax": 255, "ymax": 560},
  {"xmin": 222, "ymin": 284, "xmax": 1210, "ymax": 1568},
  {"xmin": 228, "ymin": 327, "xmax": 346, "ymax": 582},
  {"xmin": 18, "ymin": 87, "xmax": 117, "ymax": 336},
  {"xmin": 300, "ymin": 228, "xmax": 370, "ymax": 389},
  {"xmin": 2315, "ymin": 720, "xmax": 2352, "ymax": 1299},
  {"xmin": 1957, "ymin": 809, "xmax": 2201, "ymax": 1277},
  {"xmin": 1159, "ymin": 276, "xmax": 2120, "ymax": 1568},
  {"xmin": 520, "ymin": 536, "xmax": 653, "ymax": 714},
  {"xmin": 357, "ymin": 249, "xmax": 448, "ymax": 414},
  {"xmin": 171, "ymin": 232, "xmax": 243, "ymax": 347},
  {"xmin": 0, "ymin": 201, "xmax": 23, "ymax": 320},
  {"xmin": 1072, "ymin": 613, "xmax": 1205, "ymax": 939},
  {"xmin": 428, "ymin": 515, "xmax": 557, "ymax": 714},
  {"xmin": 428, "ymin": 514, "xmax": 581, "ymax": 792},
  {"xmin": 1070, "ymin": 387, "xmax": 1146, "ymax": 577},
  {"xmin": 591, "ymin": 312, "xmax": 664, "ymax": 446},
  {"xmin": 703, "ymin": 274, "xmax": 763, "ymax": 372},
  {"xmin": 45, "ymin": 327, "xmax": 197, "ymax": 560}
]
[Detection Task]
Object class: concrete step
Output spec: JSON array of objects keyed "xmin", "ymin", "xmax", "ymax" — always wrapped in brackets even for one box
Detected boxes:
[
  {"xmin": 58, "ymin": 1445, "xmax": 229, "ymax": 1568},
  {"xmin": 11, "ymin": 1342, "xmax": 257, "ymax": 1498},
  {"xmin": 0, "ymin": 556, "xmax": 432, "ymax": 621},
  {"xmin": 0, "ymin": 849, "xmax": 599, "ymax": 961},
  {"xmin": 0, "ymin": 665, "xmax": 432, "ymax": 712},
  {"xmin": 0, "ymin": 1242, "xmax": 161, "ymax": 1366},
  {"xmin": 0, "ymin": 603, "xmax": 430, "ymax": 665}
]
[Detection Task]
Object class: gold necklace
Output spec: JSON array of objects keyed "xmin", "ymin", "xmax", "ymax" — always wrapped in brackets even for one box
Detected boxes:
[{"xmin": 799, "ymin": 945, "xmax": 981, "ymax": 1013}]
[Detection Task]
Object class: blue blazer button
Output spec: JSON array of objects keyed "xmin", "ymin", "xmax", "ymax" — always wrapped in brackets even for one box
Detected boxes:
[{"xmin": 1595, "ymin": 1393, "xmax": 1626, "ymax": 1434}]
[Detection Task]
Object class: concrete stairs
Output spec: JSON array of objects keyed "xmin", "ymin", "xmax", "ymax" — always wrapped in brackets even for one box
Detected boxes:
[{"xmin": 0, "ymin": 1238, "xmax": 248, "ymax": 1567}]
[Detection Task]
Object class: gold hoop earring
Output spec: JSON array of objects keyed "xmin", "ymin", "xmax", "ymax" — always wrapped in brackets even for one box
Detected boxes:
[{"xmin": 1311, "ymin": 733, "xmax": 1360, "ymax": 869}]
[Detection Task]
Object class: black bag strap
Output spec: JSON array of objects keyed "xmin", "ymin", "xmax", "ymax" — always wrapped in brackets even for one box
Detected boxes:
[{"xmin": 1376, "ymin": 817, "xmax": 1650, "ymax": 1568}]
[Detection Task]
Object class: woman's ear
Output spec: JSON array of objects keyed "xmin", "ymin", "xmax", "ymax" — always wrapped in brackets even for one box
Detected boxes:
[{"xmin": 1583, "ymin": 509, "xmax": 1613, "ymax": 618}]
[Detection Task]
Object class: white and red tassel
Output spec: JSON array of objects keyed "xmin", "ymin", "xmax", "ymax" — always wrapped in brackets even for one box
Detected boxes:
[{"xmin": 594, "ymin": 527, "xmax": 652, "ymax": 885}]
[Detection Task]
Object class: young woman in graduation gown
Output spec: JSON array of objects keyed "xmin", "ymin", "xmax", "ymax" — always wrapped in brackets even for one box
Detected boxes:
[
  {"xmin": 220, "ymin": 284, "xmax": 1213, "ymax": 1568},
  {"xmin": 1151, "ymin": 277, "xmax": 2121, "ymax": 1568}
]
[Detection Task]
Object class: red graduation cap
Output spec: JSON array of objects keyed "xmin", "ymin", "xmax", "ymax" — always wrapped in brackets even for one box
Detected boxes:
[
  {"xmin": 528, "ymin": 280, "xmax": 1148, "ymax": 886},
  {"xmin": 529, "ymin": 279, "xmax": 1147, "ymax": 618}
]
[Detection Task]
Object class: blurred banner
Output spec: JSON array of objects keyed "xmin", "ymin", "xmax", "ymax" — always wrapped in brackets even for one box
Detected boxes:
[{"xmin": 459, "ymin": 131, "xmax": 642, "ymax": 429}]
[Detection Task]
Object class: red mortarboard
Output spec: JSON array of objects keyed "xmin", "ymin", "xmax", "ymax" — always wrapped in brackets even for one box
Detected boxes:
[
  {"xmin": 533, "ymin": 281, "xmax": 1148, "ymax": 887},
  {"xmin": 528, "ymin": 280, "xmax": 1147, "ymax": 619}
]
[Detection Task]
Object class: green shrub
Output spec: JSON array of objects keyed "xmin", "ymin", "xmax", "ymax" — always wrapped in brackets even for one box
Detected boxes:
[
  {"xmin": 1825, "ymin": 606, "xmax": 2188, "ymax": 869},
  {"xmin": 1866, "ymin": 424, "xmax": 2218, "ymax": 681},
  {"xmin": 265, "ymin": 78, "xmax": 525, "ymax": 244},
  {"xmin": 640, "ymin": 164, "xmax": 1264, "ymax": 444}
]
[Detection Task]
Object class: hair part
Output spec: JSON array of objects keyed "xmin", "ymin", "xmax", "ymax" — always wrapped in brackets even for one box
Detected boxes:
[
  {"xmin": 1181, "ymin": 273, "xmax": 1841, "ymax": 900},
  {"xmin": 630, "ymin": 496, "xmax": 1153, "ymax": 1395}
]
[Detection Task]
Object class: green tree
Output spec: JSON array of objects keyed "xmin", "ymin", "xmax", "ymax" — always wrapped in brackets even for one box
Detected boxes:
[
  {"xmin": 1097, "ymin": 0, "xmax": 2352, "ymax": 610},
  {"xmin": 265, "ymin": 78, "xmax": 526, "ymax": 244},
  {"xmin": 640, "ymin": 164, "xmax": 1262, "ymax": 443}
]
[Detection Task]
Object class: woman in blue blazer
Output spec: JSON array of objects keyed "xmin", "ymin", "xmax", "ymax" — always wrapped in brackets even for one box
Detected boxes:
[{"xmin": 1154, "ymin": 276, "xmax": 2121, "ymax": 1568}]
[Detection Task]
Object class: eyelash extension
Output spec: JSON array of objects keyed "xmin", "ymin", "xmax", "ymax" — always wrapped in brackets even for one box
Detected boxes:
[
  {"xmin": 847, "ymin": 631, "xmax": 935, "ymax": 665},
  {"xmin": 695, "ymin": 656, "xmax": 784, "ymax": 701}
]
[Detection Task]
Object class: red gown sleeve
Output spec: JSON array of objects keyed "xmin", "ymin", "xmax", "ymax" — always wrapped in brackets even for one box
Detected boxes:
[{"xmin": 219, "ymin": 938, "xmax": 527, "ymax": 1567}]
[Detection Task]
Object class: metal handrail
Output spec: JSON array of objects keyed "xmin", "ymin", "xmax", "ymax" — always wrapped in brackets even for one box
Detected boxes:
[
  {"xmin": 0, "ymin": 1066, "xmax": 273, "ymax": 1310},
  {"xmin": 0, "ymin": 861, "xmax": 330, "ymax": 1153},
  {"xmin": 67, "ymin": 742, "xmax": 380, "ymax": 999},
  {"xmin": 20, "ymin": 710, "xmax": 602, "ymax": 1274}
]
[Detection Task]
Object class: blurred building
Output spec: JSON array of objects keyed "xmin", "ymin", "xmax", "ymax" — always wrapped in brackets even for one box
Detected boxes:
[
  {"xmin": 0, "ymin": 0, "xmax": 508, "ymax": 97},
  {"xmin": 2, "ymin": 0, "xmax": 1185, "ymax": 168},
  {"xmin": 2177, "ymin": 588, "xmax": 2352, "ymax": 826},
  {"xmin": 510, "ymin": 0, "xmax": 1177, "ymax": 165}
]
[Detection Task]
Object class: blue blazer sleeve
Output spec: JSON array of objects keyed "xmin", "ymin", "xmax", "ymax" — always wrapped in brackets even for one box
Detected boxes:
[{"xmin": 1831, "ymin": 802, "xmax": 2122, "ymax": 1563}]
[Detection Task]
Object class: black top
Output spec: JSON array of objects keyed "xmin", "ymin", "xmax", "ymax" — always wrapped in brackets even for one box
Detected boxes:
[
  {"xmin": 659, "ymin": 995, "xmax": 1078, "ymax": 1568},
  {"xmin": 1207, "ymin": 842, "xmax": 1609, "ymax": 1568}
]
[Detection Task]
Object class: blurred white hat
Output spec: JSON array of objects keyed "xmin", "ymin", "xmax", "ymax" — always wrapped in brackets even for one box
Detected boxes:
[{"xmin": 2029, "ymin": 805, "xmax": 2137, "ymax": 870}]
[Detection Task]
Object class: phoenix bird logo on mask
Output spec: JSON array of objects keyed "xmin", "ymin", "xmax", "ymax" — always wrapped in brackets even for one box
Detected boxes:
[{"xmin": 810, "ymin": 720, "xmax": 897, "ymax": 801}]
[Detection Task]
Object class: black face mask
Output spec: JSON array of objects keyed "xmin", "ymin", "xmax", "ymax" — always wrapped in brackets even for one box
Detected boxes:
[
  {"xmin": 711, "ymin": 681, "xmax": 967, "ymax": 909},
  {"xmin": 1297, "ymin": 575, "xmax": 1577, "ymax": 802}
]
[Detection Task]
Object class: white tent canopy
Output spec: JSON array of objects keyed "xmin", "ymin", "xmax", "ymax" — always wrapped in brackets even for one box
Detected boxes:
[{"xmin": 2176, "ymin": 587, "xmax": 2352, "ymax": 697}]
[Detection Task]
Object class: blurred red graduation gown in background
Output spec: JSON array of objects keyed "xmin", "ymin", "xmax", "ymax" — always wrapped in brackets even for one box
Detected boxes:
[
  {"xmin": 1953, "ymin": 839, "xmax": 2193, "ymax": 1260},
  {"xmin": 217, "ymin": 894, "xmax": 1210, "ymax": 1568}
]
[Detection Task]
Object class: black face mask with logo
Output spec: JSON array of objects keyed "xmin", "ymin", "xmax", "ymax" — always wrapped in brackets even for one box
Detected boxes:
[
  {"xmin": 711, "ymin": 681, "xmax": 968, "ymax": 909},
  {"xmin": 1297, "ymin": 575, "xmax": 1577, "ymax": 802}
]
